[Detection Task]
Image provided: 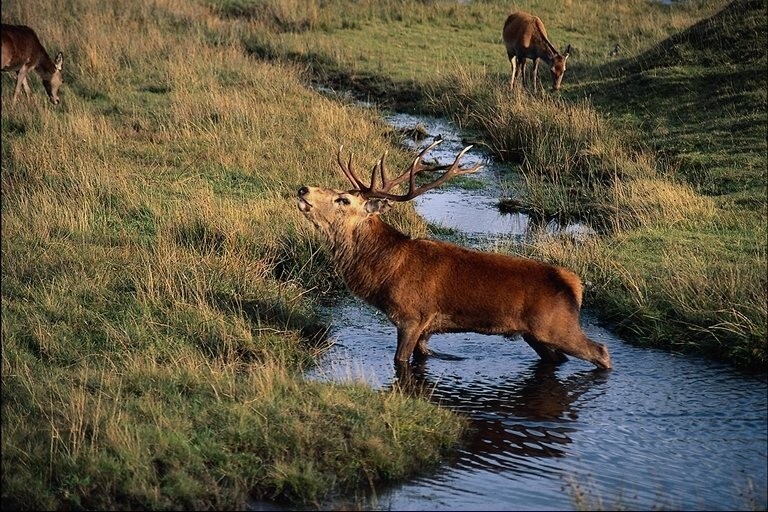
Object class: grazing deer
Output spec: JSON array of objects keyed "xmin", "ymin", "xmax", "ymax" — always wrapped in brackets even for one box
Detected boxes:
[
  {"xmin": 297, "ymin": 140, "xmax": 612, "ymax": 370},
  {"xmin": 502, "ymin": 11, "xmax": 570, "ymax": 91},
  {"xmin": 1, "ymin": 23, "xmax": 63, "ymax": 105}
]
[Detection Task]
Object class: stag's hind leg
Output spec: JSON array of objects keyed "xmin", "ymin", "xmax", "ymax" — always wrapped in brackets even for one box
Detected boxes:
[
  {"xmin": 523, "ymin": 333, "xmax": 568, "ymax": 364},
  {"xmin": 536, "ymin": 323, "xmax": 612, "ymax": 370}
]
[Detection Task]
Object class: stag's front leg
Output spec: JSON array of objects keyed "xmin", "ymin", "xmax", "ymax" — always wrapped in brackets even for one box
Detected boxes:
[
  {"xmin": 532, "ymin": 58, "xmax": 539, "ymax": 91},
  {"xmin": 413, "ymin": 333, "xmax": 433, "ymax": 361},
  {"xmin": 394, "ymin": 324, "xmax": 423, "ymax": 365}
]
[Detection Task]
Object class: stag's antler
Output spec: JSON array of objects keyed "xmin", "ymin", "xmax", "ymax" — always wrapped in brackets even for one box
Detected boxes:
[{"xmin": 337, "ymin": 139, "xmax": 483, "ymax": 201}]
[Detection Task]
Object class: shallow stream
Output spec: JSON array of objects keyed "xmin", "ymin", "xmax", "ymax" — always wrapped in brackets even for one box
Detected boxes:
[{"xmin": 301, "ymin": 113, "xmax": 768, "ymax": 510}]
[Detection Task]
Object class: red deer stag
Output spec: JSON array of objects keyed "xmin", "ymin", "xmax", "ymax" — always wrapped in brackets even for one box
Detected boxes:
[
  {"xmin": 296, "ymin": 140, "xmax": 612, "ymax": 370},
  {"xmin": 1, "ymin": 23, "xmax": 63, "ymax": 105},
  {"xmin": 502, "ymin": 11, "xmax": 570, "ymax": 91}
]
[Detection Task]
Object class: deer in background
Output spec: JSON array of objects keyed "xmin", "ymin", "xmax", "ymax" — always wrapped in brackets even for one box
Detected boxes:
[
  {"xmin": 502, "ymin": 11, "xmax": 571, "ymax": 91},
  {"xmin": 297, "ymin": 140, "xmax": 612, "ymax": 371},
  {"xmin": 1, "ymin": 23, "xmax": 64, "ymax": 105}
]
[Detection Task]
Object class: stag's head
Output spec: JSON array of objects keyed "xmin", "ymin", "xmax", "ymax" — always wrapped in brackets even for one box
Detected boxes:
[
  {"xmin": 297, "ymin": 186, "xmax": 392, "ymax": 242},
  {"xmin": 297, "ymin": 139, "xmax": 482, "ymax": 238},
  {"xmin": 43, "ymin": 51, "xmax": 63, "ymax": 105},
  {"xmin": 549, "ymin": 44, "xmax": 571, "ymax": 91}
]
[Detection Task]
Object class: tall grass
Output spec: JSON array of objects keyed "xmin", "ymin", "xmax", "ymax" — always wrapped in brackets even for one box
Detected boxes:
[{"xmin": 1, "ymin": 0, "xmax": 465, "ymax": 508}]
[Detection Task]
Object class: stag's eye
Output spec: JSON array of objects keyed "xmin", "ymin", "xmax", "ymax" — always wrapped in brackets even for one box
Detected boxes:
[{"xmin": 335, "ymin": 197, "xmax": 351, "ymax": 206}]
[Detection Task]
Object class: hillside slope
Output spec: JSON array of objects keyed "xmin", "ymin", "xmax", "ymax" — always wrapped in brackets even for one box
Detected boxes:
[{"xmin": 585, "ymin": 0, "xmax": 767, "ymax": 199}]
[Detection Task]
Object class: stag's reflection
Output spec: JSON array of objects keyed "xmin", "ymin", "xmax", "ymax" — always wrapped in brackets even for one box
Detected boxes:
[{"xmin": 392, "ymin": 360, "xmax": 609, "ymax": 474}]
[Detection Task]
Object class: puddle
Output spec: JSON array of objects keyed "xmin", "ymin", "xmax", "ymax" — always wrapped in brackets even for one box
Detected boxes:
[{"xmin": 386, "ymin": 112, "xmax": 596, "ymax": 243}]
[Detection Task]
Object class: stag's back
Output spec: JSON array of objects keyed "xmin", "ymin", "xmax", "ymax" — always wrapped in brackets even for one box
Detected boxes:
[{"xmin": 398, "ymin": 238, "xmax": 584, "ymax": 313}]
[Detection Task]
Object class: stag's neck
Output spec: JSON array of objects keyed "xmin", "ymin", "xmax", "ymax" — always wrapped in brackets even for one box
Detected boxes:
[{"xmin": 329, "ymin": 217, "xmax": 407, "ymax": 301}]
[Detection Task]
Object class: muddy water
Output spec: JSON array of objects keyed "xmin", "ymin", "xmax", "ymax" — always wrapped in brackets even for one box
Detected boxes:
[{"xmin": 303, "ymin": 114, "xmax": 767, "ymax": 510}]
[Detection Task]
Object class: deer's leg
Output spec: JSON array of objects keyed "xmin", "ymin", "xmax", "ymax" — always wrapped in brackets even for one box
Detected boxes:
[
  {"xmin": 20, "ymin": 74, "xmax": 32, "ymax": 97},
  {"xmin": 395, "ymin": 324, "xmax": 423, "ymax": 365},
  {"xmin": 532, "ymin": 321, "xmax": 613, "ymax": 370},
  {"xmin": 413, "ymin": 333, "xmax": 433, "ymax": 361},
  {"xmin": 509, "ymin": 55, "xmax": 517, "ymax": 89},
  {"xmin": 20, "ymin": 76, "xmax": 31, "ymax": 100},
  {"xmin": 523, "ymin": 333, "xmax": 568, "ymax": 364},
  {"xmin": 557, "ymin": 332, "xmax": 612, "ymax": 370},
  {"xmin": 532, "ymin": 58, "xmax": 540, "ymax": 91},
  {"xmin": 518, "ymin": 56, "xmax": 527, "ymax": 90},
  {"xmin": 13, "ymin": 68, "xmax": 30, "ymax": 103}
]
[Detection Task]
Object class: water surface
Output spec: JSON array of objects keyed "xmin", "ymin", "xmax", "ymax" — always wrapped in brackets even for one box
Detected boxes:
[{"xmin": 308, "ymin": 297, "xmax": 767, "ymax": 511}]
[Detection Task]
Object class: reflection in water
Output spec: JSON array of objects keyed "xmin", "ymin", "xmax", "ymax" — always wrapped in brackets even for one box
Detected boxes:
[{"xmin": 394, "ymin": 361, "xmax": 608, "ymax": 468}]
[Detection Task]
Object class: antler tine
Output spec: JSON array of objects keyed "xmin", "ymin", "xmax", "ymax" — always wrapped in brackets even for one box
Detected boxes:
[
  {"xmin": 377, "ymin": 151, "xmax": 390, "ymax": 191},
  {"xmin": 337, "ymin": 145, "xmax": 366, "ymax": 190},
  {"xmin": 369, "ymin": 157, "xmax": 383, "ymax": 191},
  {"xmin": 374, "ymin": 138, "xmax": 445, "ymax": 194},
  {"xmin": 367, "ymin": 143, "xmax": 483, "ymax": 201},
  {"xmin": 411, "ymin": 137, "xmax": 445, "ymax": 173}
]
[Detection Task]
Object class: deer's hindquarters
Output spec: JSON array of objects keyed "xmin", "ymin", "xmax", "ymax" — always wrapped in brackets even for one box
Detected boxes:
[{"xmin": 383, "ymin": 244, "xmax": 611, "ymax": 369}]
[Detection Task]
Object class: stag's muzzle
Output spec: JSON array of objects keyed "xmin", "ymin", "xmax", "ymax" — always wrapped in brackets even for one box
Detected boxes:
[{"xmin": 297, "ymin": 187, "xmax": 312, "ymax": 212}]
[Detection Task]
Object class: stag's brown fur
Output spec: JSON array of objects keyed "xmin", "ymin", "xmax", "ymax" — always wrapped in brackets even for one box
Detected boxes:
[
  {"xmin": 502, "ymin": 11, "xmax": 570, "ymax": 91},
  {"xmin": 297, "ymin": 184, "xmax": 612, "ymax": 370},
  {"xmin": 1, "ymin": 23, "xmax": 63, "ymax": 105}
]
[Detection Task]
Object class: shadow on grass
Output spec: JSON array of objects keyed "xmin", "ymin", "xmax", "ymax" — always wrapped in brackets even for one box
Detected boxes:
[{"xmin": 209, "ymin": 292, "xmax": 330, "ymax": 348}]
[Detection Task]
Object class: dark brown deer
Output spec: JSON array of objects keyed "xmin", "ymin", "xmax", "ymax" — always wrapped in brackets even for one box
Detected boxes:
[
  {"xmin": 297, "ymin": 140, "xmax": 612, "ymax": 370},
  {"xmin": 1, "ymin": 23, "xmax": 63, "ymax": 105},
  {"xmin": 502, "ymin": 11, "xmax": 570, "ymax": 91}
]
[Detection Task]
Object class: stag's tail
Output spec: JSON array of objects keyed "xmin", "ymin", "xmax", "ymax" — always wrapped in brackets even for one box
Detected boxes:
[{"xmin": 556, "ymin": 267, "xmax": 584, "ymax": 310}]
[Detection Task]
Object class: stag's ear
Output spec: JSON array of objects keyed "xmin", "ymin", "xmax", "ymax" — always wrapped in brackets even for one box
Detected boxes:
[
  {"xmin": 365, "ymin": 198, "xmax": 391, "ymax": 215},
  {"xmin": 54, "ymin": 52, "xmax": 63, "ymax": 70}
]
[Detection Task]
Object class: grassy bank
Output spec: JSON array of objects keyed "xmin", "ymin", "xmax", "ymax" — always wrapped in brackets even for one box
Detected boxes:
[
  {"xmin": 1, "ymin": 0, "xmax": 466, "ymax": 509},
  {"xmin": 221, "ymin": 0, "xmax": 766, "ymax": 371}
]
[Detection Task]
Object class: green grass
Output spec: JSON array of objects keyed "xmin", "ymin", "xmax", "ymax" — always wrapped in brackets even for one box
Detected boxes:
[{"xmin": 1, "ymin": 0, "xmax": 465, "ymax": 508}]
